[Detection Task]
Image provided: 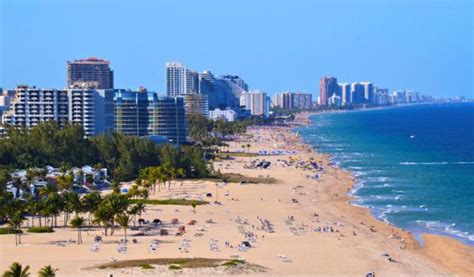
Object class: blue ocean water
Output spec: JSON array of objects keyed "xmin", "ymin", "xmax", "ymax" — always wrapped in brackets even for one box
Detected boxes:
[{"xmin": 297, "ymin": 103, "xmax": 474, "ymax": 245}]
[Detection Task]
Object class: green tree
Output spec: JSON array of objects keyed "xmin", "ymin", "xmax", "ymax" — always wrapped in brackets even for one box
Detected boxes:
[
  {"xmin": 37, "ymin": 265, "xmax": 58, "ymax": 277},
  {"xmin": 70, "ymin": 216, "xmax": 84, "ymax": 244},
  {"xmin": 116, "ymin": 213, "xmax": 130, "ymax": 243},
  {"xmin": 2, "ymin": 262, "xmax": 30, "ymax": 277},
  {"xmin": 9, "ymin": 211, "xmax": 25, "ymax": 246},
  {"xmin": 81, "ymin": 192, "xmax": 102, "ymax": 227}
]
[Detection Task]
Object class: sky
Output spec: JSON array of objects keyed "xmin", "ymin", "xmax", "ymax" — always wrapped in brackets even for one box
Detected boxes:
[{"xmin": 0, "ymin": 0, "xmax": 473, "ymax": 97}]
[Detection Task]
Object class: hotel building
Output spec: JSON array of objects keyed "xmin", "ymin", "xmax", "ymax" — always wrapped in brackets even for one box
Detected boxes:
[
  {"xmin": 240, "ymin": 90, "xmax": 269, "ymax": 117},
  {"xmin": 319, "ymin": 76, "xmax": 339, "ymax": 106},
  {"xmin": 67, "ymin": 58, "xmax": 114, "ymax": 89}
]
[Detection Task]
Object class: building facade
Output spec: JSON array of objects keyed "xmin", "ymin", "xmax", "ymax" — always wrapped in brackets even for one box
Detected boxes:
[
  {"xmin": 293, "ymin": 93, "xmax": 312, "ymax": 109},
  {"xmin": 338, "ymin": 83, "xmax": 351, "ymax": 105},
  {"xmin": 319, "ymin": 76, "xmax": 339, "ymax": 105},
  {"xmin": 361, "ymin": 82, "xmax": 375, "ymax": 104},
  {"xmin": 240, "ymin": 90, "xmax": 269, "ymax": 117},
  {"xmin": 3, "ymin": 86, "xmax": 69, "ymax": 129},
  {"xmin": 181, "ymin": 93, "xmax": 209, "ymax": 117},
  {"xmin": 149, "ymin": 96, "xmax": 187, "ymax": 144},
  {"xmin": 68, "ymin": 88, "xmax": 114, "ymax": 136},
  {"xmin": 350, "ymin": 82, "xmax": 365, "ymax": 104},
  {"xmin": 208, "ymin": 108, "xmax": 237, "ymax": 122},
  {"xmin": 2, "ymin": 86, "xmax": 113, "ymax": 136},
  {"xmin": 67, "ymin": 58, "xmax": 114, "ymax": 89},
  {"xmin": 166, "ymin": 62, "xmax": 187, "ymax": 96}
]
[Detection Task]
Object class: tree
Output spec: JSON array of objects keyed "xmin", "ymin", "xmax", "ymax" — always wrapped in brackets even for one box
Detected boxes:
[
  {"xmin": 93, "ymin": 204, "xmax": 113, "ymax": 236},
  {"xmin": 81, "ymin": 192, "xmax": 102, "ymax": 227},
  {"xmin": 116, "ymin": 213, "xmax": 130, "ymax": 243},
  {"xmin": 56, "ymin": 172, "xmax": 74, "ymax": 192},
  {"xmin": 191, "ymin": 202, "xmax": 197, "ymax": 214},
  {"xmin": 132, "ymin": 202, "xmax": 145, "ymax": 226},
  {"xmin": 70, "ymin": 216, "xmax": 84, "ymax": 244},
  {"xmin": 2, "ymin": 262, "xmax": 30, "ymax": 277},
  {"xmin": 9, "ymin": 212, "xmax": 25, "ymax": 246},
  {"xmin": 37, "ymin": 265, "xmax": 58, "ymax": 277}
]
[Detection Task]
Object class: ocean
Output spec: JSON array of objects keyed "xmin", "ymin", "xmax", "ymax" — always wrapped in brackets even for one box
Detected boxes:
[{"xmin": 296, "ymin": 103, "xmax": 474, "ymax": 245}]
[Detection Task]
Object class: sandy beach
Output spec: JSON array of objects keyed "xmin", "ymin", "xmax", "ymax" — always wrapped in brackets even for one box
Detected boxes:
[{"xmin": 1, "ymin": 114, "xmax": 473, "ymax": 276}]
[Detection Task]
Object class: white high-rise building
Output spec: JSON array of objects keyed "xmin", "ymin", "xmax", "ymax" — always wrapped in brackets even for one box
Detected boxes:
[
  {"xmin": 166, "ymin": 62, "xmax": 187, "ymax": 96},
  {"xmin": 2, "ymin": 86, "xmax": 114, "ymax": 137},
  {"xmin": 338, "ymin": 83, "xmax": 351, "ymax": 105},
  {"xmin": 240, "ymin": 90, "xmax": 269, "ymax": 117}
]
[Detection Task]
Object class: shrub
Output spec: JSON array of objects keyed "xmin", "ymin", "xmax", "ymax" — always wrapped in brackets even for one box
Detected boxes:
[
  {"xmin": 27, "ymin": 227, "xmax": 54, "ymax": 233},
  {"xmin": 222, "ymin": 259, "xmax": 245, "ymax": 267},
  {"xmin": 139, "ymin": 263, "xmax": 155, "ymax": 270},
  {"xmin": 168, "ymin": 264, "xmax": 182, "ymax": 270},
  {"xmin": 0, "ymin": 228, "xmax": 22, "ymax": 235}
]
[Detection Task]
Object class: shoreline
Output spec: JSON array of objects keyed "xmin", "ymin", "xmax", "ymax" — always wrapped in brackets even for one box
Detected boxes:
[
  {"xmin": 1, "ymin": 109, "xmax": 473, "ymax": 276},
  {"xmin": 289, "ymin": 110, "xmax": 474, "ymax": 276}
]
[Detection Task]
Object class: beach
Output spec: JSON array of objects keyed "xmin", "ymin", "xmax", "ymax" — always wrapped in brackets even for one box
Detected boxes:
[{"xmin": 1, "ymin": 114, "xmax": 473, "ymax": 276}]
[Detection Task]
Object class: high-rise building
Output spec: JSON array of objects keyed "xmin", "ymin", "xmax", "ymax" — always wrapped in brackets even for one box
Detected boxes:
[
  {"xmin": 2, "ymin": 86, "xmax": 113, "ymax": 136},
  {"xmin": 113, "ymin": 90, "xmax": 151, "ymax": 137},
  {"xmin": 240, "ymin": 90, "xmax": 269, "ymax": 117},
  {"xmin": 319, "ymin": 76, "xmax": 339, "ymax": 105},
  {"xmin": 181, "ymin": 93, "xmax": 209, "ymax": 117},
  {"xmin": 113, "ymin": 89, "xmax": 187, "ymax": 143},
  {"xmin": 199, "ymin": 72, "xmax": 245, "ymax": 110},
  {"xmin": 293, "ymin": 92, "xmax": 312, "ymax": 109},
  {"xmin": 166, "ymin": 62, "xmax": 187, "ymax": 96},
  {"xmin": 149, "ymin": 96, "xmax": 186, "ymax": 144},
  {"xmin": 186, "ymin": 70, "xmax": 200, "ymax": 94},
  {"xmin": 350, "ymin": 83, "xmax": 365, "ymax": 104},
  {"xmin": 68, "ymin": 88, "xmax": 114, "ymax": 136},
  {"xmin": 273, "ymin": 91, "xmax": 294, "ymax": 109},
  {"xmin": 338, "ymin": 83, "xmax": 351, "ymax": 105},
  {"xmin": 375, "ymin": 88, "xmax": 390, "ymax": 105},
  {"xmin": 273, "ymin": 92, "xmax": 312, "ymax": 110},
  {"xmin": 2, "ymin": 86, "xmax": 69, "ymax": 129},
  {"xmin": 220, "ymin": 75, "xmax": 249, "ymax": 92},
  {"xmin": 67, "ymin": 58, "xmax": 114, "ymax": 89},
  {"xmin": 361, "ymin": 82, "xmax": 375, "ymax": 104},
  {"xmin": 328, "ymin": 93, "xmax": 342, "ymax": 107}
]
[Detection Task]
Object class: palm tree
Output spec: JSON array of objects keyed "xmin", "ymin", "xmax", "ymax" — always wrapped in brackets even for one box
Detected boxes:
[
  {"xmin": 2, "ymin": 262, "xmax": 30, "ymax": 277},
  {"xmin": 81, "ymin": 192, "xmax": 102, "ymax": 227},
  {"xmin": 9, "ymin": 212, "xmax": 24, "ymax": 246},
  {"xmin": 37, "ymin": 265, "xmax": 58, "ymax": 277},
  {"xmin": 133, "ymin": 202, "xmax": 146, "ymax": 226},
  {"xmin": 70, "ymin": 216, "xmax": 84, "ymax": 244},
  {"xmin": 93, "ymin": 205, "xmax": 113, "ymax": 236},
  {"xmin": 116, "ymin": 213, "xmax": 130, "ymax": 244}
]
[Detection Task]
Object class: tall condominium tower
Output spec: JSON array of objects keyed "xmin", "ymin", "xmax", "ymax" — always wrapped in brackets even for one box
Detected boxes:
[
  {"xmin": 186, "ymin": 70, "xmax": 200, "ymax": 94},
  {"xmin": 113, "ymin": 89, "xmax": 187, "ymax": 143},
  {"xmin": 67, "ymin": 58, "xmax": 114, "ymax": 89},
  {"xmin": 2, "ymin": 86, "xmax": 114, "ymax": 136},
  {"xmin": 361, "ymin": 82, "xmax": 375, "ymax": 104},
  {"xmin": 319, "ymin": 76, "xmax": 339, "ymax": 105},
  {"xmin": 273, "ymin": 91, "xmax": 294, "ymax": 109},
  {"xmin": 338, "ymin": 83, "xmax": 351, "ymax": 105},
  {"xmin": 2, "ymin": 86, "xmax": 69, "ymax": 129},
  {"xmin": 350, "ymin": 82, "xmax": 365, "ymax": 104},
  {"xmin": 240, "ymin": 90, "xmax": 269, "ymax": 117},
  {"xmin": 166, "ymin": 62, "xmax": 187, "ymax": 96}
]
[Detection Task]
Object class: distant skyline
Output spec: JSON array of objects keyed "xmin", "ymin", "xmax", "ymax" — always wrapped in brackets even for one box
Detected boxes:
[{"xmin": 1, "ymin": 0, "xmax": 472, "ymax": 97}]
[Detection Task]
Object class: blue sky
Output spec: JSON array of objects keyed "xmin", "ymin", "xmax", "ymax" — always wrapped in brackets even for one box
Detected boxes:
[{"xmin": 1, "ymin": 0, "xmax": 472, "ymax": 97}]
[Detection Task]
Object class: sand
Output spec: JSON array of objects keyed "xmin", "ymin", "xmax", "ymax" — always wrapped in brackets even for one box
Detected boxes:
[{"xmin": 1, "ymin": 114, "xmax": 473, "ymax": 276}]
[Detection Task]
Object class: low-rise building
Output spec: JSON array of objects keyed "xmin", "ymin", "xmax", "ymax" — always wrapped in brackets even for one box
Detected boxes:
[{"xmin": 209, "ymin": 108, "xmax": 237, "ymax": 122}]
